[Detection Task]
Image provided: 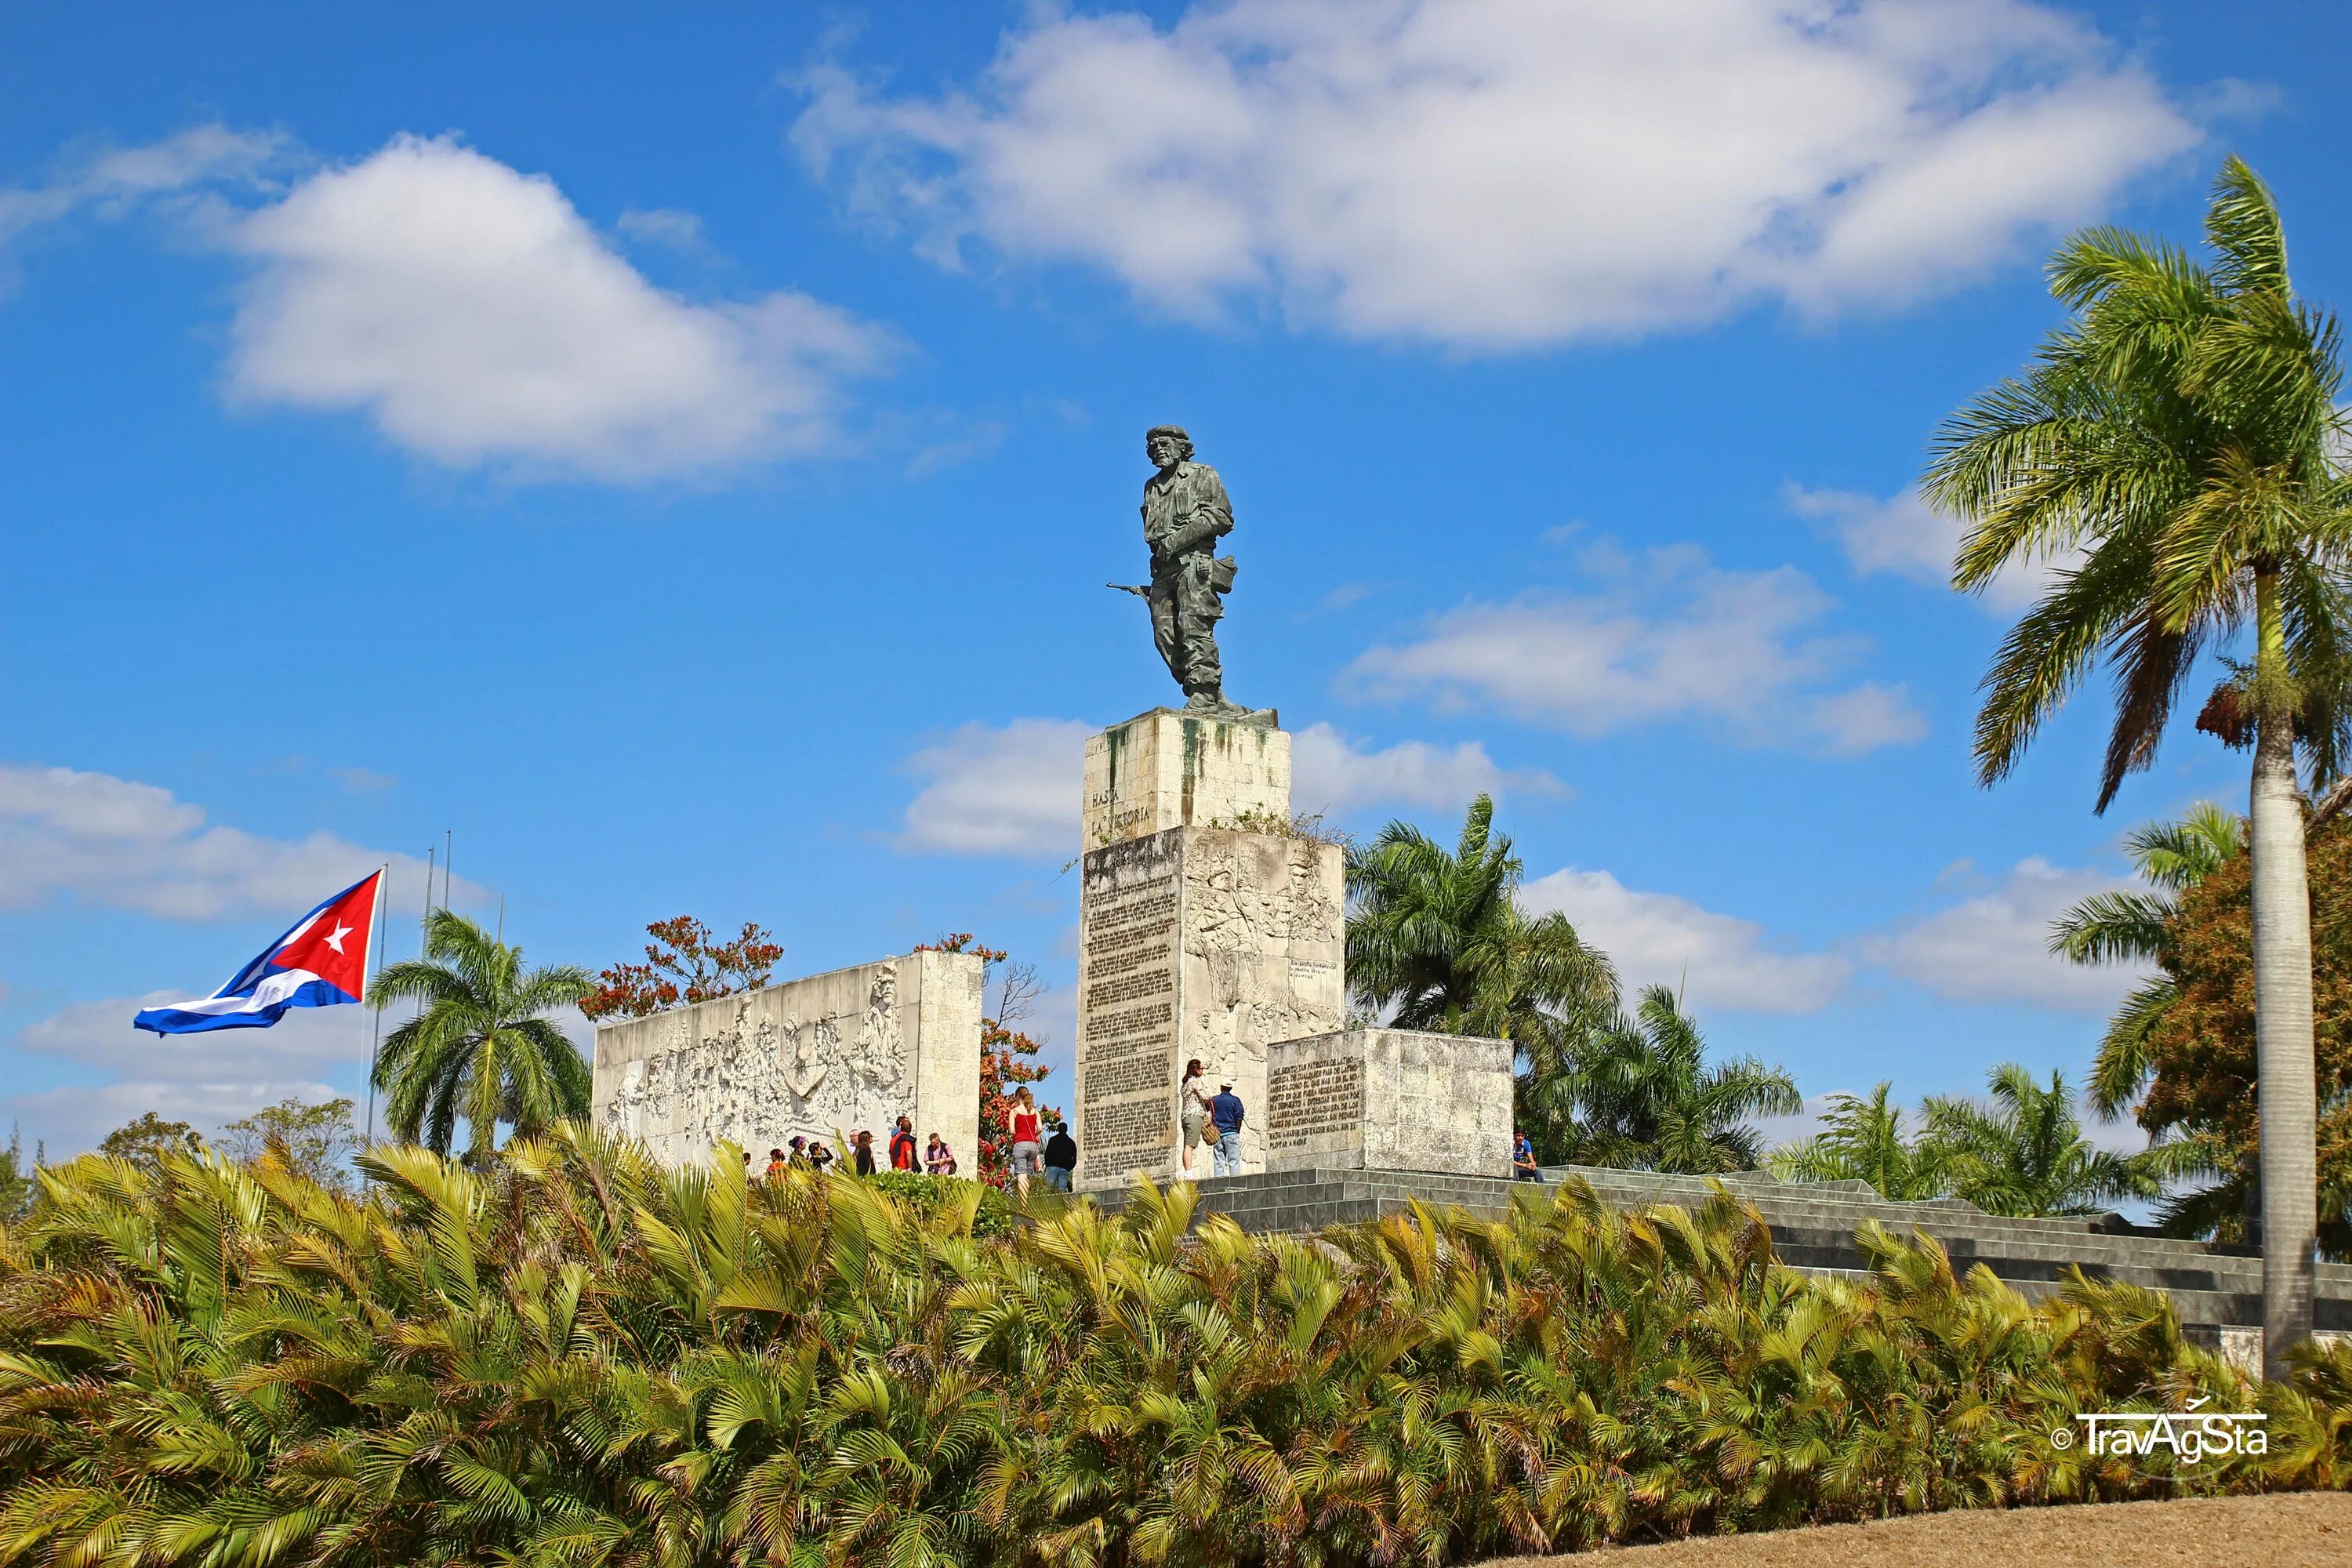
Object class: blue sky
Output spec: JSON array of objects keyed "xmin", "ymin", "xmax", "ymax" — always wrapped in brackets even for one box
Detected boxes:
[{"xmin": 4, "ymin": 0, "xmax": 2347, "ymax": 1155}]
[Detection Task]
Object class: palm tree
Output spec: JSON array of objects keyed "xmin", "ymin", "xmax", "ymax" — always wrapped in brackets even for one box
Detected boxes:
[
  {"xmin": 1770, "ymin": 1083, "xmax": 1955, "ymax": 1201},
  {"xmin": 1923, "ymin": 1065, "xmax": 2158, "ymax": 1219},
  {"xmin": 1924, "ymin": 158, "xmax": 2352, "ymax": 1374},
  {"xmin": 368, "ymin": 908, "xmax": 593, "ymax": 1165},
  {"xmin": 1347, "ymin": 793, "xmax": 1616, "ymax": 1152},
  {"xmin": 2050, "ymin": 801, "xmax": 2244, "ymax": 1116},
  {"xmin": 1552, "ymin": 985, "xmax": 1801, "ymax": 1174}
]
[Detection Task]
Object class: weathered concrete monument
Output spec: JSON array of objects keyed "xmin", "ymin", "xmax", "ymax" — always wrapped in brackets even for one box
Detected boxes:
[
  {"xmin": 591, "ymin": 949, "xmax": 982, "ymax": 1167},
  {"xmin": 1077, "ymin": 426, "xmax": 1505, "ymax": 1189}
]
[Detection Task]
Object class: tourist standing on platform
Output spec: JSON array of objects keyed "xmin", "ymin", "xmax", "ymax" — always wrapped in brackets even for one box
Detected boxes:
[
  {"xmin": 765, "ymin": 1148, "xmax": 788, "ymax": 1181},
  {"xmin": 890, "ymin": 1116, "xmax": 918, "ymax": 1171},
  {"xmin": 1008, "ymin": 1086, "xmax": 1044, "ymax": 1198},
  {"xmin": 1178, "ymin": 1058, "xmax": 1213, "ymax": 1174},
  {"xmin": 808, "ymin": 1140, "xmax": 835, "ymax": 1174},
  {"xmin": 1043, "ymin": 1119, "xmax": 1076, "ymax": 1192},
  {"xmin": 1209, "ymin": 1082, "xmax": 1246, "ymax": 1177},
  {"xmin": 925, "ymin": 1131, "xmax": 955, "ymax": 1175},
  {"xmin": 852, "ymin": 1131, "xmax": 877, "ymax": 1176}
]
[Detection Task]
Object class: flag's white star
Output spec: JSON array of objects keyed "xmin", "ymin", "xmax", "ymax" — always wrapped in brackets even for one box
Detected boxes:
[{"xmin": 324, "ymin": 920, "xmax": 354, "ymax": 955}]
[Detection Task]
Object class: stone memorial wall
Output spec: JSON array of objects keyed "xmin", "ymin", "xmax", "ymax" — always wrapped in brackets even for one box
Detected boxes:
[
  {"xmin": 590, "ymin": 949, "xmax": 983, "ymax": 1169},
  {"xmin": 1265, "ymin": 1029, "xmax": 1514, "ymax": 1178}
]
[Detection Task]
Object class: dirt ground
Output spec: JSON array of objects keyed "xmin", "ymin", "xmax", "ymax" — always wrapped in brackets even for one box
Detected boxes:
[{"xmin": 1478, "ymin": 1492, "xmax": 2352, "ymax": 1566}]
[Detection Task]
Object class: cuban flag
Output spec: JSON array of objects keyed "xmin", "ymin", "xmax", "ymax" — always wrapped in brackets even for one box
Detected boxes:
[{"xmin": 134, "ymin": 870, "xmax": 384, "ymax": 1035}]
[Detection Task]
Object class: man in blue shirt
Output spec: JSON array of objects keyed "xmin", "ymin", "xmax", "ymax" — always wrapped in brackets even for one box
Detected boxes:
[{"xmin": 1209, "ymin": 1082, "xmax": 1246, "ymax": 1178}]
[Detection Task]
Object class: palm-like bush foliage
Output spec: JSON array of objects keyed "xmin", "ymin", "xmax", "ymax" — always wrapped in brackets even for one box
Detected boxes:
[
  {"xmin": 1544, "ymin": 985, "xmax": 1801, "ymax": 1174},
  {"xmin": 369, "ymin": 909, "xmax": 593, "ymax": 1167},
  {"xmin": 4, "ymin": 1132, "xmax": 2348, "ymax": 1568},
  {"xmin": 2051, "ymin": 801, "xmax": 2244, "ymax": 1116},
  {"xmin": 1923, "ymin": 1065, "xmax": 2160, "ymax": 1219},
  {"xmin": 1925, "ymin": 155, "xmax": 2352, "ymax": 1374},
  {"xmin": 1770, "ymin": 1083, "xmax": 1955, "ymax": 1201}
]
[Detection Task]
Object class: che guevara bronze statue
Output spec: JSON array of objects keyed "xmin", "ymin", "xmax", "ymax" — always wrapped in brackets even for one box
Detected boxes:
[{"xmin": 1109, "ymin": 425, "xmax": 1266, "ymax": 720}]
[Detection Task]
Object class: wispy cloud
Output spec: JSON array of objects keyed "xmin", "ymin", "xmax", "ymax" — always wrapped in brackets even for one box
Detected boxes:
[{"xmin": 1345, "ymin": 543, "xmax": 1923, "ymax": 754}]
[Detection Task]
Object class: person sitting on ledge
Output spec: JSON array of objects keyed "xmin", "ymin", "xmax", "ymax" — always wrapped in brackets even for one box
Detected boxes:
[{"xmin": 1512, "ymin": 1129, "xmax": 1542, "ymax": 1183}]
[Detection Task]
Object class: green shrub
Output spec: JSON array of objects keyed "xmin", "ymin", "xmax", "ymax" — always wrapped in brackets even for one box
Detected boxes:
[{"xmin": 0, "ymin": 1127, "xmax": 2343, "ymax": 1568}]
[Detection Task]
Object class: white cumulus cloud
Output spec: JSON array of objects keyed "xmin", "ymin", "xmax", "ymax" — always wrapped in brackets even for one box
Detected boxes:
[
  {"xmin": 898, "ymin": 719, "xmax": 1093, "ymax": 856},
  {"xmin": 897, "ymin": 717, "xmax": 1561, "ymax": 854},
  {"xmin": 1862, "ymin": 857, "xmax": 2149, "ymax": 1010},
  {"xmin": 1522, "ymin": 866, "xmax": 1850, "ymax": 1014},
  {"xmin": 224, "ymin": 135, "xmax": 892, "ymax": 481},
  {"xmin": 1345, "ymin": 544, "xmax": 1922, "ymax": 753},
  {"xmin": 1786, "ymin": 483, "xmax": 2085, "ymax": 612},
  {"xmin": 0, "ymin": 762, "xmax": 446, "ymax": 920},
  {"xmin": 793, "ymin": 0, "xmax": 2198, "ymax": 347},
  {"xmin": 1290, "ymin": 723, "xmax": 1561, "ymax": 816}
]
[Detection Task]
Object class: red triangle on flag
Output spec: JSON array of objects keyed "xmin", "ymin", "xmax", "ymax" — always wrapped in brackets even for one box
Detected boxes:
[{"xmin": 269, "ymin": 869, "xmax": 380, "ymax": 1000}]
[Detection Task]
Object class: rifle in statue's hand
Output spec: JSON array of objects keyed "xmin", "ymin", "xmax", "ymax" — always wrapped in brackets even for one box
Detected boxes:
[{"xmin": 1106, "ymin": 583, "xmax": 1152, "ymax": 599}]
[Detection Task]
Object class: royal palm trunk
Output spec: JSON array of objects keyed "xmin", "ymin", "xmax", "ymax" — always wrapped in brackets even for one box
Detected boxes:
[{"xmin": 2252, "ymin": 572, "xmax": 2320, "ymax": 1378}]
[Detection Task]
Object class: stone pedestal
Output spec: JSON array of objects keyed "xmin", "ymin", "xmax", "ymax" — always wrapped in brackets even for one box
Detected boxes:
[
  {"xmin": 1265, "ymin": 1029, "xmax": 1515, "ymax": 1178},
  {"xmin": 590, "ymin": 949, "xmax": 983, "ymax": 1170},
  {"xmin": 1084, "ymin": 707, "xmax": 1290, "ymax": 849},
  {"xmin": 1075, "ymin": 712, "xmax": 1342, "ymax": 1189}
]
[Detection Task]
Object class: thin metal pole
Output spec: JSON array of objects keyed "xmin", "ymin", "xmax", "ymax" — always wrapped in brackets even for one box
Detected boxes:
[
  {"xmin": 443, "ymin": 829, "xmax": 453, "ymax": 913},
  {"xmin": 361, "ymin": 866, "xmax": 389, "ymax": 1171}
]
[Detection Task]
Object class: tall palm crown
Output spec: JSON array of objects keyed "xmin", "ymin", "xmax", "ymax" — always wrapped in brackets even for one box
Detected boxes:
[
  {"xmin": 369, "ymin": 909, "xmax": 593, "ymax": 1165},
  {"xmin": 1553, "ymin": 985, "xmax": 1801, "ymax": 1175},
  {"xmin": 1922, "ymin": 1065, "xmax": 2157, "ymax": 1220},
  {"xmin": 1924, "ymin": 156, "xmax": 2352, "ymax": 1377},
  {"xmin": 2052, "ymin": 802, "xmax": 2245, "ymax": 1116},
  {"xmin": 1345, "ymin": 793, "xmax": 1614, "ymax": 1052},
  {"xmin": 1926, "ymin": 158, "xmax": 2351, "ymax": 808}
]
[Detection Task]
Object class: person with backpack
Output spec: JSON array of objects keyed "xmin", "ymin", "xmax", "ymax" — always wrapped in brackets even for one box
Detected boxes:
[
  {"xmin": 924, "ymin": 1131, "xmax": 956, "ymax": 1175},
  {"xmin": 890, "ymin": 1116, "xmax": 919, "ymax": 1172},
  {"xmin": 1042, "ymin": 1119, "xmax": 1077, "ymax": 1193}
]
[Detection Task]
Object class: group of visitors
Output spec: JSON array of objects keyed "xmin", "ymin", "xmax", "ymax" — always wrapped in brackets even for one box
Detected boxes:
[
  {"xmin": 757, "ymin": 1114, "xmax": 963, "ymax": 1182},
  {"xmin": 1177, "ymin": 1058, "xmax": 1247, "ymax": 1177},
  {"xmin": 744, "ymin": 1089, "xmax": 1082, "ymax": 1200}
]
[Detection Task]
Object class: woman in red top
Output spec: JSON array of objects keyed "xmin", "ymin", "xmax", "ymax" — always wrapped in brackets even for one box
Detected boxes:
[{"xmin": 1008, "ymin": 1087, "xmax": 1044, "ymax": 1199}]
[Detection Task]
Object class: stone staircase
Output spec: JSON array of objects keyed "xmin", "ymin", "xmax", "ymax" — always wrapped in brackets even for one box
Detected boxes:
[{"xmin": 1183, "ymin": 1164, "xmax": 2352, "ymax": 1339}]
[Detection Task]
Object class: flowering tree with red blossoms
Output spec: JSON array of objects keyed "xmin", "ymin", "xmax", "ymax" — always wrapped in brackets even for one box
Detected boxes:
[
  {"xmin": 917, "ymin": 933, "xmax": 1058, "ymax": 1184},
  {"xmin": 579, "ymin": 916, "xmax": 784, "ymax": 1022}
]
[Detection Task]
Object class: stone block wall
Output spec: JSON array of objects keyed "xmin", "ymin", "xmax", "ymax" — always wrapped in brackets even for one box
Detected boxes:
[
  {"xmin": 1083, "ymin": 707, "xmax": 1291, "ymax": 848},
  {"xmin": 591, "ymin": 949, "xmax": 983, "ymax": 1169},
  {"xmin": 1266, "ymin": 1029, "xmax": 1514, "ymax": 1178},
  {"xmin": 1076, "ymin": 827, "xmax": 1345, "ymax": 1189}
]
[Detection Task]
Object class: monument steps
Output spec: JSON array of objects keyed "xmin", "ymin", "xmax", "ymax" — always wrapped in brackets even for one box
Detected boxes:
[{"xmin": 1177, "ymin": 1167, "xmax": 2352, "ymax": 1334}]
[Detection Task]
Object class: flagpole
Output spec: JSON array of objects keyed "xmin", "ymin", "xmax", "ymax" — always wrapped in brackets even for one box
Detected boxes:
[{"xmin": 361, "ymin": 866, "xmax": 389, "ymax": 1171}]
